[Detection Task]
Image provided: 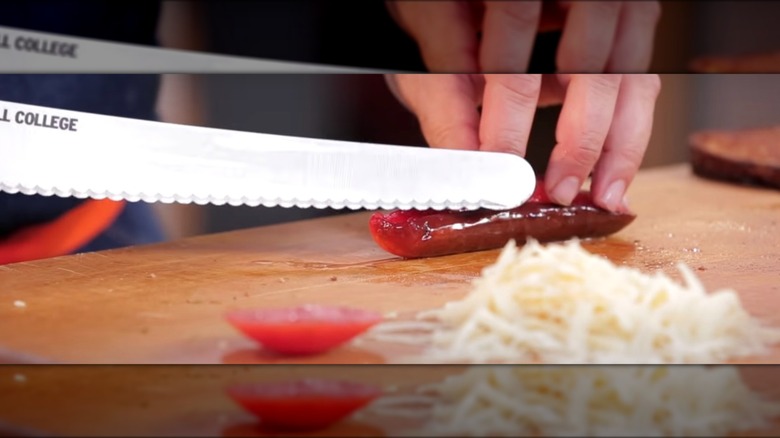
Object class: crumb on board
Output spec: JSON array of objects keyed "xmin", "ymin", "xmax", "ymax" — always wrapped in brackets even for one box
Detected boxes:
[
  {"xmin": 13, "ymin": 374, "xmax": 26, "ymax": 383},
  {"xmin": 13, "ymin": 300, "xmax": 26, "ymax": 308},
  {"xmin": 384, "ymin": 311, "xmax": 399, "ymax": 319},
  {"xmin": 329, "ymin": 276, "xmax": 338, "ymax": 282},
  {"xmin": 148, "ymin": 273, "xmax": 157, "ymax": 279},
  {"xmin": 279, "ymin": 277, "xmax": 288, "ymax": 283}
]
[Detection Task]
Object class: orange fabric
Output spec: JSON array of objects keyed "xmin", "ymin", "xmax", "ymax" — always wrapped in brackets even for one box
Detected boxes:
[{"xmin": 0, "ymin": 199, "xmax": 125, "ymax": 265}]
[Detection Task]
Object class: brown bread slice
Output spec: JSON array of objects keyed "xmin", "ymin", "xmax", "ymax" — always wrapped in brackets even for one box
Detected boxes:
[{"xmin": 689, "ymin": 126, "xmax": 780, "ymax": 188}]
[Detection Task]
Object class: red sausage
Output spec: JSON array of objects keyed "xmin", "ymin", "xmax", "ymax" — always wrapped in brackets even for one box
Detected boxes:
[{"xmin": 369, "ymin": 180, "xmax": 636, "ymax": 258}]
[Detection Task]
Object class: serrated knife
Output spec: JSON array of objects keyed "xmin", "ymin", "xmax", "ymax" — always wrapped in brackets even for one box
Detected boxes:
[
  {"xmin": 0, "ymin": 25, "xmax": 394, "ymax": 73},
  {"xmin": 0, "ymin": 100, "xmax": 536, "ymax": 211}
]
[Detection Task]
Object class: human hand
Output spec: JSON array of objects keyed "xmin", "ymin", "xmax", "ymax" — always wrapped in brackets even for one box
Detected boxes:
[
  {"xmin": 386, "ymin": 73, "xmax": 662, "ymax": 213},
  {"xmin": 387, "ymin": 0, "xmax": 661, "ymax": 73}
]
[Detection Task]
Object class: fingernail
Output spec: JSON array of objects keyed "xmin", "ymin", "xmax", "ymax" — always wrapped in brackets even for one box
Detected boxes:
[
  {"xmin": 601, "ymin": 179, "xmax": 626, "ymax": 212},
  {"xmin": 550, "ymin": 176, "xmax": 581, "ymax": 205},
  {"xmin": 621, "ymin": 194, "xmax": 630, "ymax": 211}
]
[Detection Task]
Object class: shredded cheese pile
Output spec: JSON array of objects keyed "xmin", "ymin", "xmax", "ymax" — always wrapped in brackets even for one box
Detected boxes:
[
  {"xmin": 369, "ymin": 366, "xmax": 780, "ymax": 437},
  {"xmin": 369, "ymin": 239, "xmax": 780, "ymax": 363}
]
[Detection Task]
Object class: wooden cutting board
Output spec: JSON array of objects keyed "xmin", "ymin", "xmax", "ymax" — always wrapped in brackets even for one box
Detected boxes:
[
  {"xmin": 0, "ymin": 365, "xmax": 440, "ymax": 437},
  {"xmin": 0, "ymin": 164, "xmax": 779, "ymax": 364},
  {"xmin": 1, "ymin": 365, "xmax": 780, "ymax": 437}
]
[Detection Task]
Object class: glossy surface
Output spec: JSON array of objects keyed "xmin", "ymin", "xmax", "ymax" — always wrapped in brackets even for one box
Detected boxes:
[
  {"xmin": 369, "ymin": 181, "xmax": 636, "ymax": 258},
  {"xmin": 225, "ymin": 306, "xmax": 383, "ymax": 356},
  {"xmin": 0, "ymin": 165, "xmax": 779, "ymax": 364},
  {"xmin": 227, "ymin": 379, "xmax": 382, "ymax": 431},
  {"xmin": 1, "ymin": 366, "xmax": 779, "ymax": 437}
]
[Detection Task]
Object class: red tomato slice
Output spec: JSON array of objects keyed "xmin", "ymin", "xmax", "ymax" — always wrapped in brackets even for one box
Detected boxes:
[
  {"xmin": 225, "ymin": 305, "xmax": 383, "ymax": 355},
  {"xmin": 226, "ymin": 379, "xmax": 382, "ymax": 431}
]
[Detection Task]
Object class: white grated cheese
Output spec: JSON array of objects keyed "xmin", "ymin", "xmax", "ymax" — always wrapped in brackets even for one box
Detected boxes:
[
  {"xmin": 370, "ymin": 366, "xmax": 780, "ymax": 437},
  {"xmin": 367, "ymin": 239, "xmax": 780, "ymax": 364},
  {"xmin": 13, "ymin": 300, "xmax": 26, "ymax": 308}
]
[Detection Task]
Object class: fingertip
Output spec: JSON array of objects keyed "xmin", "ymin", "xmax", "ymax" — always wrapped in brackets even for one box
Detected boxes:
[
  {"xmin": 547, "ymin": 175, "xmax": 581, "ymax": 206},
  {"xmin": 620, "ymin": 193, "xmax": 631, "ymax": 213},
  {"xmin": 594, "ymin": 178, "xmax": 626, "ymax": 213}
]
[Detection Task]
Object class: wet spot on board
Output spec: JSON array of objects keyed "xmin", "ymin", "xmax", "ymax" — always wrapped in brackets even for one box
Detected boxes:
[{"xmin": 582, "ymin": 238, "xmax": 638, "ymax": 265}]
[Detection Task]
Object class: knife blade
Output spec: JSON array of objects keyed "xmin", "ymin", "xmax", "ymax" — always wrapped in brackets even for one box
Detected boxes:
[
  {"xmin": 0, "ymin": 100, "xmax": 536, "ymax": 211},
  {"xmin": 0, "ymin": 25, "xmax": 398, "ymax": 73}
]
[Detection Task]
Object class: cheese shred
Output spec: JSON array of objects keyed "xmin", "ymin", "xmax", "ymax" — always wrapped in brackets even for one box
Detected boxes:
[
  {"xmin": 367, "ymin": 239, "xmax": 780, "ymax": 364},
  {"xmin": 368, "ymin": 366, "xmax": 780, "ymax": 437}
]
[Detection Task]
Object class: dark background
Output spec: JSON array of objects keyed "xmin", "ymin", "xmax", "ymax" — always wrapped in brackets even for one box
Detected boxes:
[{"xmin": 196, "ymin": 1, "xmax": 780, "ymax": 72}]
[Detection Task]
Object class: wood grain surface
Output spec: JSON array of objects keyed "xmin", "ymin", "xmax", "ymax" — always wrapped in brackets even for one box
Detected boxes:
[
  {"xmin": 0, "ymin": 164, "xmax": 779, "ymax": 364},
  {"xmin": 1, "ymin": 365, "xmax": 780, "ymax": 437}
]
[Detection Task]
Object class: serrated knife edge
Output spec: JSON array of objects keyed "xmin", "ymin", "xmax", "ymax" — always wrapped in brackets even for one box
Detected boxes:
[{"xmin": 0, "ymin": 100, "xmax": 536, "ymax": 211}]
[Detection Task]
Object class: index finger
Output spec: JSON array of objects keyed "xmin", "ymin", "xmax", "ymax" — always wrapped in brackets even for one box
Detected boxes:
[
  {"xmin": 556, "ymin": 1, "xmax": 622, "ymax": 72},
  {"xmin": 390, "ymin": 74, "xmax": 482, "ymax": 151},
  {"xmin": 388, "ymin": 0, "xmax": 480, "ymax": 72},
  {"xmin": 479, "ymin": 0, "xmax": 542, "ymax": 72},
  {"xmin": 479, "ymin": 74, "xmax": 543, "ymax": 156}
]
